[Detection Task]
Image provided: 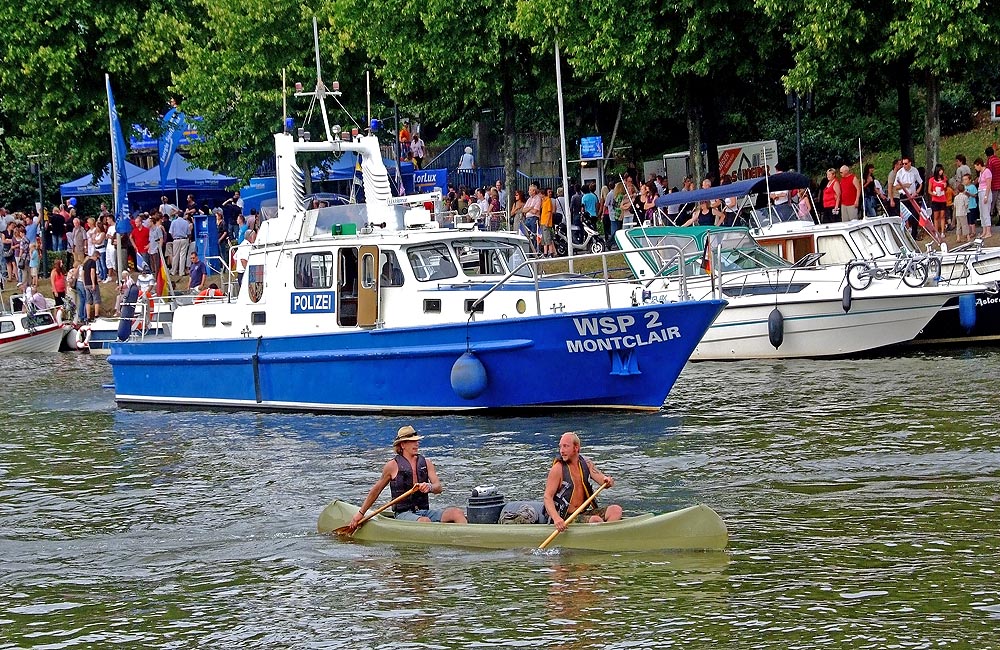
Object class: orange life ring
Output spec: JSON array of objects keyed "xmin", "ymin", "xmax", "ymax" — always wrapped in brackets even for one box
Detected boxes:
[{"xmin": 194, "ymin": 288, "xmax": 224, "ymax": 304}]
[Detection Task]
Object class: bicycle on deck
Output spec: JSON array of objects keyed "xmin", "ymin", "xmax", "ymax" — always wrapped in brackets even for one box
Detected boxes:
[{"xmin": 845, "ymin": 249, "xmax": 942, "ymax": 290}]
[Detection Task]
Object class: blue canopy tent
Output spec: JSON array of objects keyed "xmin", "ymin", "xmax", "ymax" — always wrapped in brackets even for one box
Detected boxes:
[
  {"xmin": 238, "ymin": 177, "xmax": 277, "ymax": 216},
  {"xmin": 128, "ymin": 154, "xmax": 238, "ymax": 212},
  {"xmin": 311, "ymin": 152, "xmax": 414, "ymax": 193},
  {"xmin": 59, "ymin": 161, "xmax": 146, "ymax": 198},
  {"xmin": 129, "ymin": 154, "xmax": 237, "ymax": 192}
]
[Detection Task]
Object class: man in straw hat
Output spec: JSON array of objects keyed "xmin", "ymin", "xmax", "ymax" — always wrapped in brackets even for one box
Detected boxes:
[
  {"xmin": 543, "ymin": 432, "xmax": 622, "ymax": 531},
  {"xmin": 349, "ymin": 425, "xmax": 468, "ymax": 527}
]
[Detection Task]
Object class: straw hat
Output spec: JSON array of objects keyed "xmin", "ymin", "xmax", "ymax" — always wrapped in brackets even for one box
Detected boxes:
[{"xmin": 393, "ymin": 425, "xmax": 423, "ymax": 449}]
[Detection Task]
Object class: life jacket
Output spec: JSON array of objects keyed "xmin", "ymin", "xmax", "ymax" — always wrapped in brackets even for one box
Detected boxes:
[
  {"xmin": 390, "ymin": 454, "xmax": 430, "ymax": 513},
  {"xmin": 552, "ymin": 456, "xmax": 596, "ymax": 519}
]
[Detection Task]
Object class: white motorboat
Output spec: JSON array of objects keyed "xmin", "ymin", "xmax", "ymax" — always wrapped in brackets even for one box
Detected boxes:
[
  {"xmin": 615, "ymin": 226, "xmax": 986, "ymax": 360},
  {"xmin": 0, "ymin": 292, "xmax": 66, "ymax": 353},
  {"xmin": 752, "ymin": 209, "xmax": 1000, "ymax": 345}
]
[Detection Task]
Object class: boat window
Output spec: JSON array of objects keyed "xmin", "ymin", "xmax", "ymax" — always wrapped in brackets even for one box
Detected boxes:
[
  {"xmin": 21, "ymin": 313, "xmax": 54, "ymax": 328},
  {"xmin": 972, "ymin": 256, "xmax": 1000, "ymax": 276},
  {"xmin": 938, "ymin": 263, "xmax": 969, "ymax": 281},
  {"xmin": 451, "ymin": 238, "xmax": 531, "ymax": 278},
  {"xmin": 815, "ymin": 234, "xmax": 855, "ymax": 264},
  {"xmin": 361, "ymin": 252, "xmax": 376, "ymax": 290},
  {"xmin": 849, "ymin": 227, "xmax": 886, "ymax": 259},
  {"xmin": 0, "ymin": 321, "xmax": 13, "ymax": 334},
  {"xmin": 294, "ymin": 252, "xmax": 335, "ymax": 289},
  {"xmin": 706, "ymin": 231, "xmax": 788, "ymax": 271},
  {"xmin": 407, "ymin": 243, "xmax": 458, "ymax": 282},
  {"xmin": 624, "ymin": 232, "xmax": 697, "ymax": 276},
  {"xmin": 873, "ymin": 222, "xmax": 908, "ymax": 254},
  {"xmin": 722, "ymin": 283, "xmax": 809, "ymax": 297},
  {"xmin": 379, "ymin": 251, "xmax": 405, "ymax": 287}
]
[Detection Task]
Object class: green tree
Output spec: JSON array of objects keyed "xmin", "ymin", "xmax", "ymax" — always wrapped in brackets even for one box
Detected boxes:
[
  {"xmin": 516, "ymin": 0, "xmax": 782, "ymax": 184},
  {"xmin": 334, "ymin": 0, "xmax": 545, "ymax": 199},
  {"xmin": 0, "ymin": 0, "xmax": 196, "ymax": 186},
  {"xmin": 885, "ymin": 0, "xmax": 995, "ymax": 174},
  {"xmin": 171, "ymin": 0, "xmax": 369, "ymax": 183}
]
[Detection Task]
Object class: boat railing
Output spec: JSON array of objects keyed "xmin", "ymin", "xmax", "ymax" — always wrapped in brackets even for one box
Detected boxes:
[
  {"xmin": 434, "ymin": 210, "xmax": 510, "ymax": 232},
  {"xmin": 467, "ymin": 244, "xmax": 692, "ymax": 318}
]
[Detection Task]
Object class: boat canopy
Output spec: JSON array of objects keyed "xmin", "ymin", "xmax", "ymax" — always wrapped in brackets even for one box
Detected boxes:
[{"xmin": 655, "ymin": 172, "xmax": 811, "ymax": 208}]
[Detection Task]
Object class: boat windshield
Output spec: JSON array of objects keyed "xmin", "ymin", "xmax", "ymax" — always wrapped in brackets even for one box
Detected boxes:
[
  {"xmin": 626, "ymin": 233, "xmax": 698, "ymax": 275},
  {"xmin": 848, "ymin": 226, "xmax": 888, "ymax": 259},
  {"xmin": 874, "ymin": 221, "xmax": 916, "ymax": 254},
  {"xmin": 21, "ymin": 312, "xmax": 54, "ymax": 328},
  {"xmin": 306, "ymin": 203, "xmax": 369, "ymax": 236},
  {"xmin": 451, "ymin": 239, "xmax": 533, "ymax": 278},
  {"xmin": 704, "ymin": 231, "xmax": 790, "ymax": 271},
  {"xmin": 407, "ymin": 243, "xmax": 459, "ymax": 282}
]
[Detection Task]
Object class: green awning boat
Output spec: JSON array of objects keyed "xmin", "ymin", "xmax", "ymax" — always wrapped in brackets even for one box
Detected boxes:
[{"xmin": 317, "ymin": 500, "xmax": 728, "ymax": 552}]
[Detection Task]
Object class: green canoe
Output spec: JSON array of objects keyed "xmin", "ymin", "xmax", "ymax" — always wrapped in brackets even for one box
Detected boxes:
[{"xmin": 316, "ymin": 500, "xmax": 728, "ymax": 552}]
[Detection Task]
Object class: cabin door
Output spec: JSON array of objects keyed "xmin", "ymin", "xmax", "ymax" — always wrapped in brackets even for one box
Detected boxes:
[{"xmin": 357, "ymin": 245, "xmax": 379, "ymax": 328}]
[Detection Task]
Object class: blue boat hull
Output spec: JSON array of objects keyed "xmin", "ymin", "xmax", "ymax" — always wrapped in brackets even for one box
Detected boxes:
[{"xmin": 108, "ymin": 300, "xmax": 725, "ymax": 412}]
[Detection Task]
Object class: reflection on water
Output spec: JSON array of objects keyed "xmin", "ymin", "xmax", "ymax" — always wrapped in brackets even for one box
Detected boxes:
[{"xmin": 1, "ymin": 350, "xmax": 999, "ymax": 648}]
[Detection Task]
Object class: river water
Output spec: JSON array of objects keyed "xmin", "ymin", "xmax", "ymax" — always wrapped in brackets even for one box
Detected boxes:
[{"xmin": 1, "ymin": 349, "xmax": 998, "ymax": 648}]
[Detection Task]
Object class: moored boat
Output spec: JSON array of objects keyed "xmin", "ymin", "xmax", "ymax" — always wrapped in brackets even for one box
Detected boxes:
[
  {"xmin": 743, "ymin": 176, "xmax": 1000, "ymax": 345},
  {"xmin": 616, "ymin": 225, "xmax": 983, "ymax": 359},
  {"xmin": 0, "ymin": 294, "xmax": 65, "ymax": 353},
  {"xmin": 317, "ymin": 499, "xmax": 728, "ymax": 552}
]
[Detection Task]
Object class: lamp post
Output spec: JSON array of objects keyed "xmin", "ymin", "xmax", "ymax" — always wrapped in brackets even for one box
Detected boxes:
[
  {"xmin": 28, "ymin": 154, "xmax": 47, "ymax": 274},
  {"xmin": 786, "ymin": 91, "xmax": 812, "ymax": 172}
]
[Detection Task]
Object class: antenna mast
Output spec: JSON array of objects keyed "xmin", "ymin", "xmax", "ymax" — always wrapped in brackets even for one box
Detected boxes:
[{"xmin": 293, "ymin": 17, "xmax": 337, "ymax": 142}]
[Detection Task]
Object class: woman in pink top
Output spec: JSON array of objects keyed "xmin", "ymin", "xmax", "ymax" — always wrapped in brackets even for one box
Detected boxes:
[
  {"xmin": 50, "ymin": 258, "xmax": 67, "ymax": 306},
  {"xmin": 974, "ymin": 158, "xmax": 993, "ymax": 238},
  {"xmin": 928, "ymin": 165, "xmax": 948, "ymax": 237}
]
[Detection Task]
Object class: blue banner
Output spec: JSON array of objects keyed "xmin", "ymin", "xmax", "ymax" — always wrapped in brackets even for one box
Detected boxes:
[
  {"xmin": 159, "ymin": 107, "xmax": 185, "ymax": 189},
  {"xmin": 106, "ymin": 74, "xmax": 132, "ymax": 231},
  {"xmin": 413, "ymin": 168, "xmax": 448, "ymax": 194}
]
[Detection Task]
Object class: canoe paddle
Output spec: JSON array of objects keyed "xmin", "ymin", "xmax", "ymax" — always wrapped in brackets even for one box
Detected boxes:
[
  {"xmin": 538, "ymin": 482, "xmax": 609, "ymax": 550},
  {"xmin": 334, "ymin": 485, "xmax": 420, "ymax": 536}
]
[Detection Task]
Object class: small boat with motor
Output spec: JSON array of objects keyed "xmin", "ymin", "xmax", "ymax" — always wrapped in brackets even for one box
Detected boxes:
[
  {"xmin": 0, "ymin": 289, "xmax": 66, "ymax": 353},
  {"xmin": 317, "ymin": 499, "xmax": 728, "ymax": 552},
  {"xmin": 615, "ymin": 224, "xmax": 987, "ymax": 359},
  {"xmin": 107, "ymin": 32, "xmax": 725, "ymax": 412}
]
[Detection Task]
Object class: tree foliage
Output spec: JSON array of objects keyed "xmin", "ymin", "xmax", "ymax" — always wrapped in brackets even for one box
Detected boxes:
[{"xmin": 1, "ymin": 0, "xmax": 998, "ymax": 211}]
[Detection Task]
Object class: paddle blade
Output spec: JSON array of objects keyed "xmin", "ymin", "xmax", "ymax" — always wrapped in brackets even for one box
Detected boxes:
[{"xmin": 332, "ymin": 524, "xmax": 357, "ymax": 537}]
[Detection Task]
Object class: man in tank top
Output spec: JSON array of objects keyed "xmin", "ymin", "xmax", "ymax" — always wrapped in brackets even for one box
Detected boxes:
[
  {"xmin": 350, "ymin": 425, "xmax": 467, "ymax": 526},
  {"xmin": 543, "ymin": 432, "xmax": 622, "ymax": 531}
]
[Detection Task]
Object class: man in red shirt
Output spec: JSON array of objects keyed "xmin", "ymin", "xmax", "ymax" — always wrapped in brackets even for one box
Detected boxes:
[
  {"xmin": 130, "ymin": 214, "xmax": 150, "ymax": 272},
  {"xmin": 986, "ymin": 147, "xmax": 1000, "ymax": 226},
  {"xmin": 839, "ymin": 165, "xmax": 862, "ymax": 221}
]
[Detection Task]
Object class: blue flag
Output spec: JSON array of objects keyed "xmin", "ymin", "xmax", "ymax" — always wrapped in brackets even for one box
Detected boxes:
[
  {"xmin": 106, "ymin": 74, "xmax": 132, "ymax": 233},
  {"xmin": 159, "ymin": 106, "xmax": 184, "ymax": 188}
]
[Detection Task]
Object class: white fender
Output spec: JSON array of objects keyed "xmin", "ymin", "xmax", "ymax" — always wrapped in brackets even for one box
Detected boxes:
[
  {"xmin": 55, "ymin": 309, "xmax": 64, "ymax": 326},
  {"xmin": 76, "ymin": 325, "xmax": 92, "ymax": 350}
]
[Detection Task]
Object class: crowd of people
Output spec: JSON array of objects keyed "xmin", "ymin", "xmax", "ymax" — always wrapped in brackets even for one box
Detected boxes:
[
  {"xmin": 0, "ymin": 189, "xmax": 259, "ymax": 323},
  {"xmin": 439, "ymin": 144, "xmax": 1000, "ymax": 255},
  {"xmin": 815, "ymin": 147, "xmax": 1000, "ymax": 242}
]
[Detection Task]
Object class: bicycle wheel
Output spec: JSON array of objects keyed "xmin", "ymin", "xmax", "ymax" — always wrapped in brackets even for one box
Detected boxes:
[
  {"xmin": 903, "ymin": 261, "xmax": 928, "ymax": 288},
  {"xmin": 846, "ymin": 262, "xmax": 873, "ymax": 291}
]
